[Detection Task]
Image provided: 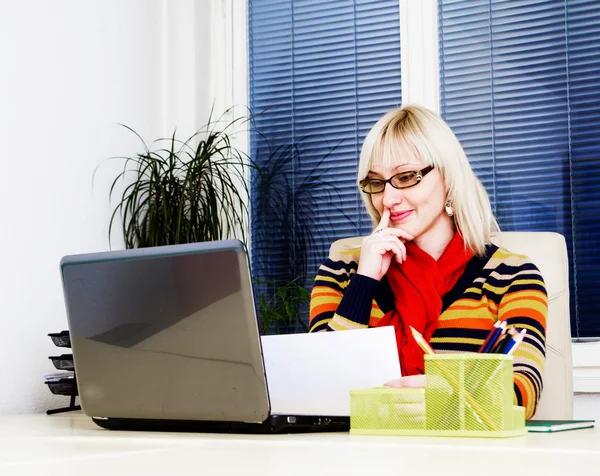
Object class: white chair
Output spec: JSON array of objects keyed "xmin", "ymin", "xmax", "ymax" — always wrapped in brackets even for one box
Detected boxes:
[
  {"xmin": 491, "ymin": 232, "xmax": 573, "ymax": 420},
  {"xmin": 329, "ymin": 231, "xmax": 574, "ymax": 420}
]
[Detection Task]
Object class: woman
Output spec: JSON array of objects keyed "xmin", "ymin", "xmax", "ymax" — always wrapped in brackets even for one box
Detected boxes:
[{"xmin": 309, "ymin": 105, "xmax": 547, "ymax": 419}]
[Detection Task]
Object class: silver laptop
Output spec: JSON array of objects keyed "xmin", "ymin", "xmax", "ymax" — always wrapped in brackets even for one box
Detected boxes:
[{"xmin": 60, "ymin": 240, "xmax": 348, "ymax": 433}]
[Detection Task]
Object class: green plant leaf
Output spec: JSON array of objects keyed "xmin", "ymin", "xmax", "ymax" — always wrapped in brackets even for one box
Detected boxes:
[{"xmin": 101, "ymin": 115, "xmax": 255, "ymax": 249}]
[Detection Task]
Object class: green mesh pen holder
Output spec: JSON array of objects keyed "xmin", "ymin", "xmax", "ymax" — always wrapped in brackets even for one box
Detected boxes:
[
  {"xmin": 350, "ymin": 354, "xmax": 526, "ymax": 438},
  {"xmin": 424, "ymin": 354, "xmax": 525, "ymax": 437}
]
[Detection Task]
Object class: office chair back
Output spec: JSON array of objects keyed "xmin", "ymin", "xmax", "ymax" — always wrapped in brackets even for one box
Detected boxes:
[{"xmin": 490, "ymin": 232, "xmax": 573, "ymax": 420}]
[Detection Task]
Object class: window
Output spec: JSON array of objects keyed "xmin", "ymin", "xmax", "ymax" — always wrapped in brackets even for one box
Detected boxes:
[
  {"xmin": 248, "ymin": 0, "xmax": 402, "ymax": 321},
  {"xmin": 438, "ymin": 0, "xmax": 600, "ymax": 338}
]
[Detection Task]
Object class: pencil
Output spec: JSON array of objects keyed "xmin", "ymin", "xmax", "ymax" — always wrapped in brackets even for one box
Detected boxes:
[
  {"xmin": 409, "ymin": 326, "xmax": 436, "ymax": 355},
  {"xmin": 478, "ymin": 320, "xmax": 505, "ymax": 353},
  {"xmin": 494, "ymin": 327, "xmax": 517, "ymax": 354},
  {"xmin": 504, "ymin": 329, "xmax": 528, "ymax": 355}
]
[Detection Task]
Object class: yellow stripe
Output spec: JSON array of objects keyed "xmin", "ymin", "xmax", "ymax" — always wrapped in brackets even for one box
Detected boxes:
[
  {"xmin": 430, "ymin": 337, "xmax": 482, "ymax": 346},
  {"xmin": 483, "ymin": 279, "xmax": 543, "ymax": 295},
  {"xmin": 329, "ymin": 314, "xmax": 368, "ymax": 331},
  {"xmin": 465, "ymin": 286, "xmax": 483, "ymax": 295},
  {"xmin": 490, "ymin": 248, "xmax": 529, "ymax": 263},
  {"xmin": 514, "ymin": 347, "xmax": 545, "ymax": 370},
  {"xmin": 370, "ymin": 307, "xmax": 385, "ymax": 319},
  {"xmin": 316, "ymin": 275, "xmax": 352, "ymax": 288},
  {"xmin": 308, "ymin": 318, "xmax": 331, "ymax": 332},
  {"xmin": 310, "ymin": 295, "xmax": 341, "ymax": 308}
]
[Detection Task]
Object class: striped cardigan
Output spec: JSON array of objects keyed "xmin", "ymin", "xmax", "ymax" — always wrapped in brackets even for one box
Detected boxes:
[{"xmin": 309, "ymin": 244, "xmax": 547, "ymax": 419}]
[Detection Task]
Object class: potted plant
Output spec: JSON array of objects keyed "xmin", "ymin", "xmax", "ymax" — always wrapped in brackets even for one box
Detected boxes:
[
  {"xmin": 101, "ymin": 110, "xmax": 254, "ymax": 249},
  {"xmin": 255, "ymin": 276, "xmax": 312, "ymax": 335},
  {"xmin": 251, "ymin": 137, "xmax": 352, "ymax": 333}
]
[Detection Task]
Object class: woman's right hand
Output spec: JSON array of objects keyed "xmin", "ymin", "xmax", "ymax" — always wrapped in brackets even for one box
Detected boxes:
[{"xmin": 357, "ymin": 208, "xmax": 413, "ymax": 281}]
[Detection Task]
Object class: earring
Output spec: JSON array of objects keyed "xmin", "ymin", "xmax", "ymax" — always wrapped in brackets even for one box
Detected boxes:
[{"xmin": 445, "ymin": 199, "xmax": 454, "ymax": 217}]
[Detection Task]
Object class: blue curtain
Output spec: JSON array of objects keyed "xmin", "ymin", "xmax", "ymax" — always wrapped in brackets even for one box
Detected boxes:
[
  {"xmin": 248, "ymin": 0, "xmax": 402, "ymax": 330},
  {"xmin": 438, "ymin": 0, "xmax": 600, "ymax": 337}
]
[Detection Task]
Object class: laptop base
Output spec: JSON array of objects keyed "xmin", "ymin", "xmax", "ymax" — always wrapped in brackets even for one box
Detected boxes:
[{"xmin": 92, "ymin": 415, "xmax": 350, "ymax": 434}]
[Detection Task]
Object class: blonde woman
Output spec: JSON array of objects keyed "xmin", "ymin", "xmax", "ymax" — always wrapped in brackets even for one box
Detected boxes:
[{"xmin": 309, "ymin": 105, "xmax": 547, "ymax": 419}]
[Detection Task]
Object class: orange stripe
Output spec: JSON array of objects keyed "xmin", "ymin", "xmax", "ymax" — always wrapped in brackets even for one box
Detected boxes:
[
  {"xmin": 369, "ymin": 315, "xmax": 384, "ymax": 327},
  {"xmin": 499, "ymin": 294, "xmax": 547, "ymax": 313},
  {"xmin": 311, "ymin": 285, "xmax": 342, "ymax": 294},
  {"xmin": 436, "ymin": 317, "xmax": 494, "ymax": 331},
  {"xmin": 443, "ymin": 303, "xmax": 491, "ymax": 312},
  {"xmin": 309, "ymin": 303, "xmax": 339, "ymax": 321},
  {"xmin": 514, "ymin": 374, "xmax": 535, "ymax": 420},
  {"xmin": 503, "ymin": 290, "xmax": 547, "ymax": 303},
  {"xmin": 501, "ymin": 307, "xmax": 546, "ymax": 323},
  {"xmin": 311, "ymin": 290, "xmax": 342, "ymax": 299}
]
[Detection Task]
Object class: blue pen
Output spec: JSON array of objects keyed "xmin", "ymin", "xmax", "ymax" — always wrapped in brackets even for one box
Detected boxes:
[
  {"xmin": 503, "ymin": 329, "xmax": 528, "ymax": 355},
  {"xmin": 480, "ymin": 321, "xmax": 507, "ymax": 353}
]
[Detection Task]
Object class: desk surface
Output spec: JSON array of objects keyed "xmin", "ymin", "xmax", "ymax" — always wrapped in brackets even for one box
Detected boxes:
[{"xmin": 1, "ymin": 413, "xmax": 598, "ymax": 475}]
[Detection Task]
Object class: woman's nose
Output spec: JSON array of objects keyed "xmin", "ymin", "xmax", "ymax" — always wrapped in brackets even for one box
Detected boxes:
[{"xmin": 382, "ymin": 182, "xmax": 404, "ymax": 208}]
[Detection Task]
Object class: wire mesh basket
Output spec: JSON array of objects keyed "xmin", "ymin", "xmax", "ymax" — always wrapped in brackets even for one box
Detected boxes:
[{"xmin": 350, "ymin": 354, "xmax": 526, "ymax": 438}]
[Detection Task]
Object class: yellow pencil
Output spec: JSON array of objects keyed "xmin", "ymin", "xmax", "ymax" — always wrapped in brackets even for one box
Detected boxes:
[{"xmin": 409, "ymin": 326, "xmax": 436, "ymax": 355}]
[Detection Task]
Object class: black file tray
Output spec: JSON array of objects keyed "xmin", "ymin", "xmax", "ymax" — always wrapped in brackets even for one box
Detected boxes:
[
  {"xmin": 49, "ymin": 354, "xmax": 75, "ymax": 371},
  {"xmin": 46, "ymin": 331, "xmax": 81, "ymax": 415}
]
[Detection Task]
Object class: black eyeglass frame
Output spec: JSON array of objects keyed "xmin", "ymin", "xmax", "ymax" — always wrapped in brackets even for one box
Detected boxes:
[{"xmin": 359, "ymin": 165, "xmax": 435, "ymax": 194}]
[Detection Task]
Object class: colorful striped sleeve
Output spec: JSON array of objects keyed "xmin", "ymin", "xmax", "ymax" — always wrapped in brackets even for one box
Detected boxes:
[
  {"xmin": 309, "ymin": 250, "xmax": 379, "ymax": 332},
  {"xmin": 491, "ymin": 252, "xmax": 548, "ymax": 420}
]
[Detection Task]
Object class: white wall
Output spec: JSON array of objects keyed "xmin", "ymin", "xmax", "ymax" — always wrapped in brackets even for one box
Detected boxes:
[{"xmin": 0, "ymin": 0, "xmax": 218, "ymax": 414}]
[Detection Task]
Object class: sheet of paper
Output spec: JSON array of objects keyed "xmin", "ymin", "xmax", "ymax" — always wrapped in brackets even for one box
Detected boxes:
[{"xmin": 261, "ymin": 326, "xmax": 401, "ymax": 417}]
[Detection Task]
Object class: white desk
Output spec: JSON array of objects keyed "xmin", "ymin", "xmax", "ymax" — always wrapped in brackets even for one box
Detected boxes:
[{"xmin": 1, "ymin": 413, "xmax": 598, "ymax": 475}]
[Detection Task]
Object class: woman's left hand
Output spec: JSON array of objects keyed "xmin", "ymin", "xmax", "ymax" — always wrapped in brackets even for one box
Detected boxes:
[{"xmin": 384, "ymin": 374, "xmax": 426, "ymax": 388}]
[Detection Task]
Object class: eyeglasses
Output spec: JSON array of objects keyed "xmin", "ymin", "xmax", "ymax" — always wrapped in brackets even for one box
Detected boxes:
[{"xmin": 359, "ymin": 165, "xmax": 435, "ymax": 194}]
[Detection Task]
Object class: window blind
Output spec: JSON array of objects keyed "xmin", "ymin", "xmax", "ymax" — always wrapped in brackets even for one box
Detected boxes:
[
  {"xmin": 249, "ymin": 0, "xmax": 402, "ymax": 329},
  {"xmin": 438, "ymin": 0, "xmax": 600, "ymax": 337}
]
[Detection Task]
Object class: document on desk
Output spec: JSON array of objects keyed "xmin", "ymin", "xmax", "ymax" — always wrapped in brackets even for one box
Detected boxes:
[{"xmin": 261, "ymin": 326, "xmax": 401, "ymax": 417}]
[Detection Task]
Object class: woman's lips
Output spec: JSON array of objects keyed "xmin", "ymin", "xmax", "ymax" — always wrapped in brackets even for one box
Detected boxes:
[{"xmin": 390, "ymin": 210, "xmax": 412, "ymax": 222}]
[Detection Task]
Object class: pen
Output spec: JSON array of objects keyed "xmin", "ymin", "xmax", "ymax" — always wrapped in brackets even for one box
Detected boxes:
[
  {"xmin": 478, "ymin": 321, "xmax": 506, "ymax": 353},
  {"xmin": 409, "ymin": 326, "xmax": 436, "ymax": 355},
  {"xmin": 503, "ymin": 329, "xmax": 528, "ymax": 355},
  {"xmin": 494, "ymin": 327, "xmax": 519, "ymax": 354},
  {"xmin": 492, "ymin": 326, "xmax": 514, "ymax": 354}
]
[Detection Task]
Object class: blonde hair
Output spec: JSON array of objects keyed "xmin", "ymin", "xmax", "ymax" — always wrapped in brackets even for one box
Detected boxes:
[{"xmin": 358, "ymin": 104, "xmax": 499, "ymax": 256}]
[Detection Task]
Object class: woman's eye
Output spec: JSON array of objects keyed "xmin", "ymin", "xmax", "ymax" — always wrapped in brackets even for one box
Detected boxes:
[{"xmin": 398, "ymin": 173, "xmax": 415, "ymax": 182}]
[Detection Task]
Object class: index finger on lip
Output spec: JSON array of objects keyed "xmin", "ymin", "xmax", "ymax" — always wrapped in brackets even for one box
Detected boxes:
[{"xmin": 376, "ymin": 208, "xmax": 390, "ymax": 231}]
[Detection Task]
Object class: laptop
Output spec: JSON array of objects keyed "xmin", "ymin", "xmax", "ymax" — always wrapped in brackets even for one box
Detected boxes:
[{"xmin": 60, "ymin": 240, "xmax": 353, "ymax": 434}]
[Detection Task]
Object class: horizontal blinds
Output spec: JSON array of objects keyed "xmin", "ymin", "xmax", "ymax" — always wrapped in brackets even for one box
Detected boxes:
[
  {"xmin": 249, "ymin": 0, "xmax": 401, "ymax": 325},
  {"xmin": 439, "ymin": 0, "xmax": 600, "ymax": 337}
]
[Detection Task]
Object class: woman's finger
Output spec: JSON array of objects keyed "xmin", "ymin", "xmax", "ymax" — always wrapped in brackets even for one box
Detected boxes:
[
  {"xmin": 374, "ymin": 238, "xmax": 405, "ymax": 261},
  {"xmin": 384, "ymin": 228, "xmax": 414, "ymax": 242},
  {"xmin": 375, "ymin": 208, "xmax": 391, "ymax": 231},
  {"xmin": 363, "ymin": 235, "xmax": 406, "ymax": 265}
]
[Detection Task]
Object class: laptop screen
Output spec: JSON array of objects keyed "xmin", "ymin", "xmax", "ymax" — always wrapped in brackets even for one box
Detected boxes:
[{"xmin": 60, "ymin": 240, "xmax": 270, "ymax": 423}]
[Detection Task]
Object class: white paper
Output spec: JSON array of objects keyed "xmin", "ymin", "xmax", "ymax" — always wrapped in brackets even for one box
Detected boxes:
[{"xmin": 261, "ymin": 326, "xmax": 401, "ymax": 417}]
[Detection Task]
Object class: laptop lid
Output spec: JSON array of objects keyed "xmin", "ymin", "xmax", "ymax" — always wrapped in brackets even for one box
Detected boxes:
[{"xmin": 60, "ymin": 240, "xmax": 270, "ymax": 423}]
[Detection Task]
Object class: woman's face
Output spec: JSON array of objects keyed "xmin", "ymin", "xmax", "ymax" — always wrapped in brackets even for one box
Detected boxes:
[{"xmin": 367, "ymin": 155, "xmax": 453, "ymax": 242}]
